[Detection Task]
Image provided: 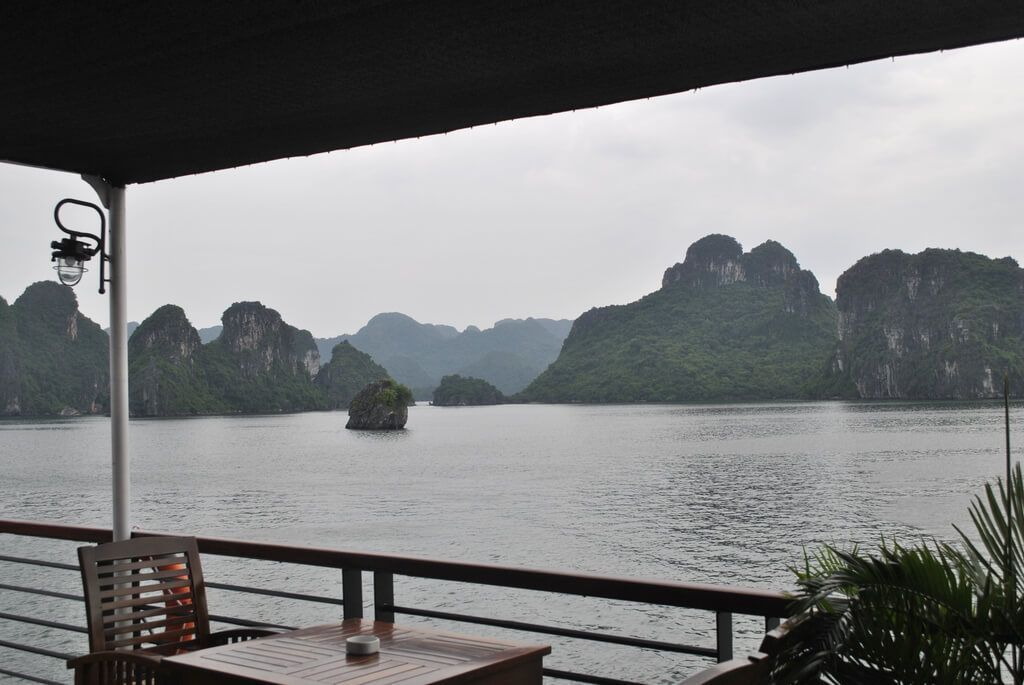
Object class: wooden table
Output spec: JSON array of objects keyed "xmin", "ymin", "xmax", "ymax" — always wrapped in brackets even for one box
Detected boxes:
[{"xmin": 163, "ymin": 619, "xmax": 550, "ymax": 685}]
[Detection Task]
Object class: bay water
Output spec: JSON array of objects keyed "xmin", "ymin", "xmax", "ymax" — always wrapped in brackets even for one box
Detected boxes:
[{"xmin": 1, "ymin": 401, "xmax": 1019, "ymax": 682}]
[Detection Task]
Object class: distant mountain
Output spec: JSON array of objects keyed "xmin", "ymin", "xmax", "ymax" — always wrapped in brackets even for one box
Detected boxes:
[
  {"xmin": 1, "ymin": 282, "xmax": 109, "ymax": 416},
  {"xmin": 817, "ymin": 248, "xmax": 1024, "ymax": 399},
  {"xmin": 456, "ymin": 350, "xmax": 540, "ymax": 396},
  {"xmin": 497, "ymin": 317, "xmax": 573, "ymax": 340},
  {"xmin": 316, "ymin": 313, "xmax": 573, "ymax": 397},
  {"xmin": 197, "ymin": 325, "xmax": 222, "ymax": 343},
  {"xmin": 521, "ymin": 235, "xmax": 838, "ymax": 402}
]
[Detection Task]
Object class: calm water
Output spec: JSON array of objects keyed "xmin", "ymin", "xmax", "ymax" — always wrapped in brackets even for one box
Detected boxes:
[{"xmin": 1, "ymin": 401, "xmax": 1019, "ymax": 682}]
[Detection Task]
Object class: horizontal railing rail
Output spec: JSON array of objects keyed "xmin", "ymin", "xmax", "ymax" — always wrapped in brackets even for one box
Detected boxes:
[{"xmin": 0, "ymin": 518, "xmax": 793, "ymax": 685}]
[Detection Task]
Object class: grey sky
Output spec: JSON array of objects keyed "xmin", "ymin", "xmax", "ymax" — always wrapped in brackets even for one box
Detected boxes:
[{"xmin": 2, "ymin": 40, "xmax": 1022, "ymax": 338}]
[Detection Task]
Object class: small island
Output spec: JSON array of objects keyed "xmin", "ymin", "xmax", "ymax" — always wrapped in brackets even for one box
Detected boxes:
[
  {"xmin": 346, "ymin": 379, "xmax": 413, "ymax": 429},
  {"xmin": 432, "ymin": 375, "xmax": 505, "ymax": 406}
]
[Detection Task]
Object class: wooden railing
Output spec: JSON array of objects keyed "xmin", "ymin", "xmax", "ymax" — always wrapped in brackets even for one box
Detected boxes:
[{"xmin": 0, "ymin": 518, "xmax": 792, "ymax": 685}]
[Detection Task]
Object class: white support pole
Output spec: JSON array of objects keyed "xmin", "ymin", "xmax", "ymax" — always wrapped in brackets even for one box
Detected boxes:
[{"xmin": 107, "ymin": 186, "xmax": 130, "ymax": 541}]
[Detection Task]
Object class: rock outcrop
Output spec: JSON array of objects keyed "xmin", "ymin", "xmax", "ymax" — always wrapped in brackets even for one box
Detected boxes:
[
  {"xmin": 219, "ymin": 301, "xmax": 320, "ymax": 379},
  {"xmin": 315, "ymin": 341, "xmax": 390, "ymax": 409},
  {"xmin": 346, "ymin": 379, "xmax": 412, "ymax": 429},
  {"xmin": 2, "ymin": 282, "xmax": 109, "ymax": 416},
  {"xmin": 522, "ymin": 235, "xmax": 837, "ymax": 402},
  {"xmin": 661, "ymin": 235, "xmax": 823, "ymax": 316},
  {"xmin": 824, "ymin": 248, "xmax": 1024, "ymax": 399},
  {"xmin": 128, "ymin": 305, "xmax": 224, "ymax": 416},
  {"xmin": 204, "ymin": 301, "xmax": 326, "ymax": 412}
]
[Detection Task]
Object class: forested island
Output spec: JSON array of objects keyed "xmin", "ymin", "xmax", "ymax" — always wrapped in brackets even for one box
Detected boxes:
[
  {"xmin": 522, "ymin": 236, "xmax": 837, "ymax": 402},
  {"xmin": 523, "ymin": 235, "xmax": 1023, "ymax": 402},
  {"xmin": 1, "ymin": 234, "xmax": 1021, "ymax": 417},
  {"xmin": 432, "ymin": 375, "xmax": 505, "ymax": 406}
]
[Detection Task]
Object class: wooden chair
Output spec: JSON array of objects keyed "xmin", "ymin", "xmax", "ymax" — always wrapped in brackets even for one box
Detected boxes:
[{"xmin": 68, "ymin": 536, "xmax": 279, "ymax": 685}]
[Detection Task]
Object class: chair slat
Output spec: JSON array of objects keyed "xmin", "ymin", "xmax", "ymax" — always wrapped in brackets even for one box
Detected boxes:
[
  {"xmin": 102, "ymin": 604, "xmax": 192, "ymax": 625},
  {"xmin": 100, "ymin": 591, "xmax": 194, "ymax": 611},
  {"xmin": 104, "ymin": 615, "xmax": 199, "ymax": 637},
  {"xmin": 98, "ymin": 578, "xmax": 190, "ymax": 599},
  {"xmin": 109, "ymin": 628, "xmax": 197, "ymax": 649},
  {"xmin": 96, "ymin": 567, "xmax": 192, "ymax": 587},
  {"xmin": 95, "ymin": 556, "xmax": 188, "ymax": 575}
]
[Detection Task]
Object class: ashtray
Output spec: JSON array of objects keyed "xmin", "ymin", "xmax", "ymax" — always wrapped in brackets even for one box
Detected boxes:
[{"xmin": 346, "ymin": 635, "xmax": 380, "ymax": 655}]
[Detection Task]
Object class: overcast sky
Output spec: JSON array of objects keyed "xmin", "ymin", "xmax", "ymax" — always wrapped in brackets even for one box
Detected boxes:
[{"xmin": 2, "ymin": 39, "xmax": 1022, "ymax": 338}]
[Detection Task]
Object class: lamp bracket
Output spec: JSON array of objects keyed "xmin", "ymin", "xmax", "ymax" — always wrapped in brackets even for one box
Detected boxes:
[
  {"xmin": 81, "ymin": 174, "xmax": 112, "ymax": 209},
  {"xmin": 53, "ymin": 198, "xmax": 110, "ymax": 294}
]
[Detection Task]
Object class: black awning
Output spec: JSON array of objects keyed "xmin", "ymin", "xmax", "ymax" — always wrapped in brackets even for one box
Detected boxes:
[{"xmin": 2, "ymin": 1, "xmax": 1022, "ymax": 185}]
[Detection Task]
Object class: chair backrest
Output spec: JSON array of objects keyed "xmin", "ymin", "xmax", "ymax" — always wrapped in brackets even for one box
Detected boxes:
[{"xmin": 78, "ymin": 536, "xmax": 212, "ymax": 655}]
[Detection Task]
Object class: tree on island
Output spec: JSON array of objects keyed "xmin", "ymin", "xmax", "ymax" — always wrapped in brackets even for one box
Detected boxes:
[{"xmin": 432, "ymin": 375, "xmax": 505, "ymax": 406}]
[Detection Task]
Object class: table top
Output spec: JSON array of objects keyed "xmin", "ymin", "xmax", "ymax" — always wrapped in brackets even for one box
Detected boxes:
[{"xmin": 163, "ymin": 619, "xmax": 550, "ymax": 685}]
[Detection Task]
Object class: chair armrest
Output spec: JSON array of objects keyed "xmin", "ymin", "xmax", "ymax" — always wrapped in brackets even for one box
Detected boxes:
[
  {"xmin": 758, "ymin": 622, "xmax": 791, "ymax": 655},
  {"xmin": 67, "ymin": 651, "xmax": 164, "ymax": 685},
  {"xmin": 208, "ymin": 627, "xmax": 284, "ymax": 646},
  {"xmin": 679, "ymin": 653, "xmax": 770, "ymax": 684},
  {"xmin": 67, "ymin": 651, "xmax": 164, "ymax": 669}
]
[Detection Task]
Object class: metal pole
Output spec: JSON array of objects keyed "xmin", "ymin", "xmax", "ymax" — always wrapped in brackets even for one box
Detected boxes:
[{"xmin": 107, "ymin": 186, "xmax": 130, "ymax": 541}]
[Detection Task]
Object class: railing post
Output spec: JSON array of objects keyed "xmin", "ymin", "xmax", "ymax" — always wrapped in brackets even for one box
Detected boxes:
[
  {"xmin": 765, "ymin": 616, "xmax": 780, "ymax": 632},
  {"xmin": 716, "ymin": 611, "xmax": 733, "ymax": 662},
  {"xmin": 342, "ymin": 568, "xmax": 363, "ymax": 619},
  {"xmin": 374, "ymin": 571, "xmax": 395, "ymax": 623}
]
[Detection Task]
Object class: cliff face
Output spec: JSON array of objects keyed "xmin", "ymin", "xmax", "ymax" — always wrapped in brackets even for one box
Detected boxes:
[
  {"xmin": 128, "ymin": 305, "xmax": 225, "ymax": 416},
  {"xmin": 204, "ymin": 301, "xmax": 326, "ymax": 412},
  {"xmin": 523, "ymin": 235, "xmax": 837, "ymax": 402},
  {"xmin": 314, "ymin": 341, "xmax": 390, "ymax": 409},
  {"xmin": 661, "ymin": 235, "xmax": 823, "ymax": 316},
  {"xmin": 826, "ymin": 249, "xmax": 1024, "ymax": 399},
  {"xmin": 220, "ymin": 301, "xmax": 320, "ymax": 379}
]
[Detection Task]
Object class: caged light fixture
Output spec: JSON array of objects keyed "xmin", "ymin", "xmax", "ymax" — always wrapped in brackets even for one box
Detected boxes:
[{"xmin": 50, "ymin": 198, "xmax": 109, "ymax": 293}]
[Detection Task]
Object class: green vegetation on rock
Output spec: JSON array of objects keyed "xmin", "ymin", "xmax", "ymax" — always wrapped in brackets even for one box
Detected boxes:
[
  {"xmin": 3, "ymin": 282, "xmax": 109, "ymax": 416},
  {"xmin": 200, "ymin": 302, "xmax": 327, "ymax": 413},
  {"xmin": 128, "ymin": 305, "xmax": 226, "ymax": 416},
  {"xmin": 432, "ymin": 375, "xmax": 505, "ymax": 406},
  {"xmin": 346, "ymin": 378, "xmax": 413, "ymax": 429},
  {"xmin": 819, "ymin": 248, "xmax": 1024, "ymax": 399},
  {"xmin": 315, "ymin": 341, "xmax": 391, "ymax": 409},
  {"xmin": 5, "ymin": 240, "xmax": 1022, "ymax": 417},
  {"xmin": 126, "ymin": 301, "xmax": 398, "ymax": 416},
  {"xmin": 521, "ymin": 235, "xmax": 838, "ymax": 402}
]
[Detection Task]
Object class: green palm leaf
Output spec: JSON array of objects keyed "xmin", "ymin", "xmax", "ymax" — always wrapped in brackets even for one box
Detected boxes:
[{"xmin": 774, "ymin": 467, "xmax": 1024, "ymax": 684}]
